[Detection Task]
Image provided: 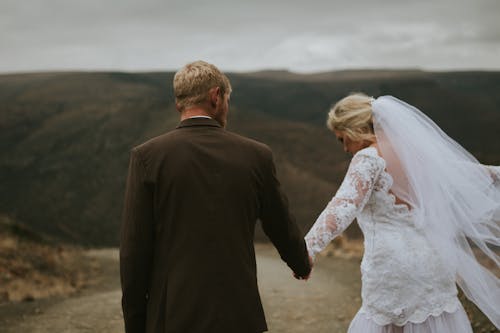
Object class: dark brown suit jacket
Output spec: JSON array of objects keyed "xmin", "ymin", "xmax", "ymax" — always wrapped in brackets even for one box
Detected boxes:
[{"xmin": 120, "ymin": 117, "xmax": 311, "ymax": 333}]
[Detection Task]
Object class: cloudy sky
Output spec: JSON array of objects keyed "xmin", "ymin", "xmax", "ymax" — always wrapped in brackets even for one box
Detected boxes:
[{"xmin": 1, "ymin": 0, "xmax": 499, "ymax": 73}]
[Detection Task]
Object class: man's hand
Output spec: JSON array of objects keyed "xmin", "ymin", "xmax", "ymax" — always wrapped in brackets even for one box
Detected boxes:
[
  {"xmin": 293, "ymin": 272, "xmax": 310, "ymax": 280},
  {"xmin": 293, "ymin": 255, "xmax": 314, "ymax": 281}
]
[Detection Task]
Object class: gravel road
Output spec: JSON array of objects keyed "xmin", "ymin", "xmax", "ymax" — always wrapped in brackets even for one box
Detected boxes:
[{"xmin": 0, "ymin": 244, "xmax": 362, "ymax": 333}]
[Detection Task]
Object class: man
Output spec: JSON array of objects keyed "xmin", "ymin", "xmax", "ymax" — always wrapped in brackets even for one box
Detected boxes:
[{"xmin": 120, "ymin": 60, "xmax": 311, "ymax": 333}]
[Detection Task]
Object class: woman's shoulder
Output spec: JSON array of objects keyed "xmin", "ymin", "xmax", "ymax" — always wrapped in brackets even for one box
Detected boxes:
[
  {"xmin": 355, "ymin": 145, "xmax": 382, "ymax": 159},
  {"xmin": 353, "ymin": 145, "xmax": 386, "ymax": 169}
]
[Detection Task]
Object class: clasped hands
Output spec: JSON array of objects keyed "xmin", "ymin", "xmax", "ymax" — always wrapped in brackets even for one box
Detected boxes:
[{"xmin": 293, "ymin": 255, "xmax": 314, "ymax": 281}]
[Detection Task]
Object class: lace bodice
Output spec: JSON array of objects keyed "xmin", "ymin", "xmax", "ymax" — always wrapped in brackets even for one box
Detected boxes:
[{"xmin": 305, "ymin": 147, "xmax": 460, "ymax": 326}]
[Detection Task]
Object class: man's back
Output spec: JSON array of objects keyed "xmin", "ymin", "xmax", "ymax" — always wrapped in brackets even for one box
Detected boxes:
[{"xmin": 120, "ymin": 117, "xmax": 311, "ymax": 333}]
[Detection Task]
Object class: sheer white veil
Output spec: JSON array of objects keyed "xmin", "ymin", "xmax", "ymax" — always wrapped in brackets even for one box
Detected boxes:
[{"xmin": 371, "ymin": 96, "xmax": 500, "ymax": 328}]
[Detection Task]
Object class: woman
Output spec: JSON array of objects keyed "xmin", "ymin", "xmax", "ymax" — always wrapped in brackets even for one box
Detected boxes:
[{"xmin": 305, "ymin": 93, "xmax": 499, "ymax": 332}]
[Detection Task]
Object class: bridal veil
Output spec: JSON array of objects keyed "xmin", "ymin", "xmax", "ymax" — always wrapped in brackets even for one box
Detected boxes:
[{"xmin": 371, "ymin": 96, "xmax": 500, "ymax": 328}]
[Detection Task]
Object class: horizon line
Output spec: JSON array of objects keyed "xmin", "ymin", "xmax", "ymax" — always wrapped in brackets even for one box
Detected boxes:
[{"xmin": 1, "ymin": 67, "xmax": 500, "ymax": 76}]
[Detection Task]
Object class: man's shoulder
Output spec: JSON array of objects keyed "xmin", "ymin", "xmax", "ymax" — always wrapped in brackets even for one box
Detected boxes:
[
  {"xmin": 225, "ymin": 131, "xmax": 273, "ymax": 159},
  {"xmin": 127, "ymin": 130, "xmax": 180, "ymax": 162},
  {"xmin": 223, "ymin": 130, "xmax": 272, "ymax": 155},
  {"xmin": 133, "ymin": 129, "xmax": 182, "ymax": 149}
]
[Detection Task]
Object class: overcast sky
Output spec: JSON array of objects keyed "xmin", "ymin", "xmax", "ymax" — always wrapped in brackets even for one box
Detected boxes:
[{"xmin": 1, "ymin": 0, "xmax": 499, "ymax": 73}]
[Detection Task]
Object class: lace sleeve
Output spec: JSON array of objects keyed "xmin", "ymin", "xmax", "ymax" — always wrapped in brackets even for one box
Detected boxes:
[{"xmin": 305, "ymin": 150, "xmax": 384, "ymax": 260}]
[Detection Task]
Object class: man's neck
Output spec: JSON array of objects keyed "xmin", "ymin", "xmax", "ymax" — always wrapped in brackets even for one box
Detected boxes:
[{"xmin": 180, "ymin": 107, "xmax": 212, "ymax": 121}]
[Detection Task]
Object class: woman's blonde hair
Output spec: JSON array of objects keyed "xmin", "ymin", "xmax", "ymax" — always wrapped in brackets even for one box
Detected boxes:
[
  {"xmin": 327, "ymin": 92, "xmax": 376, "ymax": 143},
  {"xmin": 173, "ymin": 60, "xmax": 232, "ymax": 111}
]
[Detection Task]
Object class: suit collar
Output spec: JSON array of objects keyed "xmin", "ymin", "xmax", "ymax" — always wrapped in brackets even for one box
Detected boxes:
[{"xmin": 176, "ymin": 117, "xmax": 223, "ymax": 129}]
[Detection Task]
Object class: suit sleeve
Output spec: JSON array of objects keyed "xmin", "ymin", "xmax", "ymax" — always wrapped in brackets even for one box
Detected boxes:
[
  {"xmin": 259, "ymin": 148, "xmax": 311, "ymax": 278},
  {"xmin": 120, "ymin": 148, "xmax": 154, "ymax": 333}
]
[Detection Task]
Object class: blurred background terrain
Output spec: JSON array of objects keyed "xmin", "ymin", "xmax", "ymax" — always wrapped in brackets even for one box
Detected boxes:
[{"xmin": 1, "ymin": 70, "xmax": 499, "ymax": 245}]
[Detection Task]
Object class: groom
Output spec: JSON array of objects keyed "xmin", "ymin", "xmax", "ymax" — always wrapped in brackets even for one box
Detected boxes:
[{"xmin": 120, "ymin": 60, "xmax": 311, "ymax": 333}]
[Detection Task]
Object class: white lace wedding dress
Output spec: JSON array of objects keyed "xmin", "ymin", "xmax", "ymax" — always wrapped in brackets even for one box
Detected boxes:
[{"xmin": 305, "ymin": 146, "xmax": 483, "ymax": 333}]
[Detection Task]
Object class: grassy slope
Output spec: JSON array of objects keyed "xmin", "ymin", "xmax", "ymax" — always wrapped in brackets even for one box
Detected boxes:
[{"xmin": 0, "ymin": 214, "xmax": 92, "ymax": 303}]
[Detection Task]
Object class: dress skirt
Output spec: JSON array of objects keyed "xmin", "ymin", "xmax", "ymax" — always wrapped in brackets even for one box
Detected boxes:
[{"xmin": 347, "ymin": 303, "xmax": 473, "ymax": 333}]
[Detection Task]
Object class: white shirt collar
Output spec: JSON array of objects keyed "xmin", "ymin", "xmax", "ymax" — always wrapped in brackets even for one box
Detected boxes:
[{"xmin": 188, "ymin": 116, "xmax": 212, "ymax": 119}]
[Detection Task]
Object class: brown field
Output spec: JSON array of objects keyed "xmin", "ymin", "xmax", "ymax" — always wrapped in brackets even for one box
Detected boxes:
[{"xmin": 0, "ymin": 215, "xmax": 97, "ymax": 304}]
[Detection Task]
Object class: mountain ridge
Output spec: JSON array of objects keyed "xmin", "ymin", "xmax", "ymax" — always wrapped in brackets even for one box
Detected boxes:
[{"xmin": 1, "ymin": 70, "xmax": 499, "ymax": 245}]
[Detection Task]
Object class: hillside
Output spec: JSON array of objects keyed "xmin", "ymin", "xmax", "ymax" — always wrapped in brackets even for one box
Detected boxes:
[{"xmin": 0, "ymin": 70, "xmax": 499, "ymax": 245}]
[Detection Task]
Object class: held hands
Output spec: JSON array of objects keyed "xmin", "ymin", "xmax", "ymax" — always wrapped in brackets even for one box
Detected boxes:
[{"xmin": 293, "ymin": 255, "xmax": 314, "ymax": 281}]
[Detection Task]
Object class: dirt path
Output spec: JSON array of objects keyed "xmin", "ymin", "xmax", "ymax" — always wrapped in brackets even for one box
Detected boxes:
[{"xmin": 0, "ymin": 245, "xmax": 361, "ymax": 333}]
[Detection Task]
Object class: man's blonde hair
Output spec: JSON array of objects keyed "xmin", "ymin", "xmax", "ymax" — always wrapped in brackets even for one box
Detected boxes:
[
  {"xmin": 173, "ymin": 61, "xmax": 232, "ymax": 111},
  {"xmin": 327, "ymin": 93, "xmax": 376, "ymax": 142}
]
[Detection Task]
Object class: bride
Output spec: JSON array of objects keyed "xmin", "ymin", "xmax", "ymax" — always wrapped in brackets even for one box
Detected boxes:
[{"xmin": 304, "ymin": 93, "xmax": 499, "ymax": 332}]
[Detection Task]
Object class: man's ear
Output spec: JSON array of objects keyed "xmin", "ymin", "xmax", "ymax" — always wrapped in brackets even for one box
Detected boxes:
[{"xmin": 209, "ymin": 87, "xmax": 221, "ymax": 108}]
